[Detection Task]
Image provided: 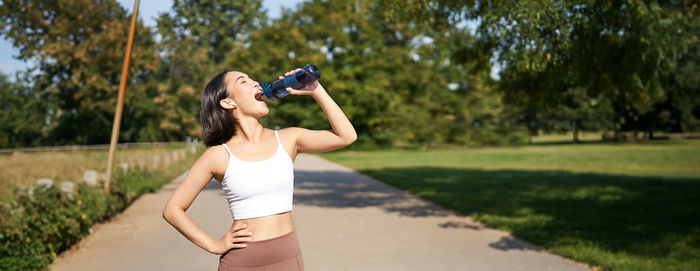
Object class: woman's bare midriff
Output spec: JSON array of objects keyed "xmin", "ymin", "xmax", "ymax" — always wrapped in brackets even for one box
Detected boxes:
[{"xmin": 233, "ymin": 211, "xmax": 294, "ymax": 242}]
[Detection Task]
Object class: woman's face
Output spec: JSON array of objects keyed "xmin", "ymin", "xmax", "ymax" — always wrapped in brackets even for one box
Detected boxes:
[{"xmin": 222, "ymin": 71, "xmax": 269, "ymax": 118}]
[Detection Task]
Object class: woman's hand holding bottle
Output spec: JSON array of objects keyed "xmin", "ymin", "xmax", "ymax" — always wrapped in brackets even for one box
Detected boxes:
[{"xmin": 280, "ymin": 68, "xmax": 321, "ymax": 95}]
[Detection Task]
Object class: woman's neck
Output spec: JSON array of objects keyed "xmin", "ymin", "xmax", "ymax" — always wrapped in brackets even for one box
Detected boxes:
[{"xmin": 233, "ymin": 116, "xmax": 265, "ymax": 144}]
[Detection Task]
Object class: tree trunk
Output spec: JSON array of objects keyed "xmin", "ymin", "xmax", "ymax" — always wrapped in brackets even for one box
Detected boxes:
[{"xmin": 573, "ymin": 123, "xmax": 580, "ymax": 143}]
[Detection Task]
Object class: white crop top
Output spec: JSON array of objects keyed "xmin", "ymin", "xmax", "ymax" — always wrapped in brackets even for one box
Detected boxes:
[{"xmin": 220, "ymin": 130, "xmax": 295, "ymax": 220}]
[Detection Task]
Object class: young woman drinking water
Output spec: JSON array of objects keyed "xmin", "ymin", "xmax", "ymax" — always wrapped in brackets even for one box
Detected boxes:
[{"xmin": 162, "ymin": 67, "xmax": 357, "ymax": 271}]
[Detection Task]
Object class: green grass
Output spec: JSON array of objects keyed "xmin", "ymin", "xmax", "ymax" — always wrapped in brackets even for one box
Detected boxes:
[{"xmin": 318, "ymin": 139, "xmax": 700, "ymax": 271}]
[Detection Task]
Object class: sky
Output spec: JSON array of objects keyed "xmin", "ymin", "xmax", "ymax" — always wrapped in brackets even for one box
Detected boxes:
[{"xmin": 0, "ymin": 0, "xmax": 304, "ymax": 74}]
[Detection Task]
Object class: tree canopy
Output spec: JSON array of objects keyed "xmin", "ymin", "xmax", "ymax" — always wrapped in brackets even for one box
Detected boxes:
[{"xmin": 0, "ymin": 0, "xmax": 698, "ymax": 148}]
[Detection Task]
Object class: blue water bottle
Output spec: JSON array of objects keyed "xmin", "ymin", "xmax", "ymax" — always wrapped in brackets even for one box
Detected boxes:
[{"xmin": 260, "ymin": 64, "xmax": 321, "ymax": 100}]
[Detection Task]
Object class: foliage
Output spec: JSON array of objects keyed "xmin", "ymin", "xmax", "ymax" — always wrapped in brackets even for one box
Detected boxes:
[
  {"xmin": 0, "ymin": 0, "xmax": 161, "ymax": 145},
  {"xmin": 0, "ymin": 72, "xmax": 47, "ymax": 148},
  {"xmin": 647, "ymin": 35, "xmax": 700, "ymax": 134},
  {"xmin": 225, "ymin": 0, "xmax": 516, "ymax": 147},
  {"xmin": 0, "ymin": 149, "xmax": 200, "ymax": 271},
  {"xmin": 1, "ymin": 0, "xmax": 698, "ymax": 148},
  {"xmin": 150, "ymin": 0, "xmax": 266, "ymax": 140},
  {"xmin": 382, "ymin": 0, "xmax": 700, "ymax": 139}
]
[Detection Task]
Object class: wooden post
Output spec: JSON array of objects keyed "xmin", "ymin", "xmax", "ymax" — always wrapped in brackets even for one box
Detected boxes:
[{"xmin": 105, "ymin": 0, "xmax": 140, "ymax": 194}]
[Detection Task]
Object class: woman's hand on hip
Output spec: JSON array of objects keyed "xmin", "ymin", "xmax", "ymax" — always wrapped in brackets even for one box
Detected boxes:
[
  {"xmin": 279, "ymin": 68, "xmax": 322, "ymax": 95},
  {"xmin": 208, "ymin": 223, "xmax": 253, "ymax": 255}
]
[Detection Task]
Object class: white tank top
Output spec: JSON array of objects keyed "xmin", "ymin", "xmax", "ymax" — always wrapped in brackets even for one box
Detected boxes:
[{"xmin": 220, "ymin": 130, "xmax": 294, "ymax": 220}]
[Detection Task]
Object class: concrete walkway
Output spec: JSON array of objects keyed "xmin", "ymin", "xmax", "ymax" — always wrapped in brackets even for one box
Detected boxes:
[{"xmin": 50, "ymin": 154, "xmax": 592, "ymax": 271}]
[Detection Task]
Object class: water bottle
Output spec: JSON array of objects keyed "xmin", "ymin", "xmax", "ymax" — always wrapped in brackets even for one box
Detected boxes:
[{"xmin": 260, "ymin": 64, "xmax": 321, "ymax": 100}]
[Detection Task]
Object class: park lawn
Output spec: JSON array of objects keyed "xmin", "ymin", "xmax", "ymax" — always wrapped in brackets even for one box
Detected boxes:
[{"xmin": 318, "ymin": 139, "xmax": 700, "ymax": 271}]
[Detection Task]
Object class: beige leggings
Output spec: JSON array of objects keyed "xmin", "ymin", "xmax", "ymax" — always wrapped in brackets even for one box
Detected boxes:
[{"xmin": 218, "ymin": 230, "xmax": 304, "ymax": 271}]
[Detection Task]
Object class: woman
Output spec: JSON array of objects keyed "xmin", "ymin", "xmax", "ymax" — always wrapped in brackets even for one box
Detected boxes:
[{"xmin": 162, "ymin": 67, "xmax": 357, "ymax": 271}]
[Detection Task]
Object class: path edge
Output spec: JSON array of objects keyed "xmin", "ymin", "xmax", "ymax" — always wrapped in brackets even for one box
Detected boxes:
[
  {"xmin": 311, "ymin": 154, "xmax": 597, "ymax": 270},
  {"xmin": 50, "ymin": 171, "xmax": 188, "ymax": 265}
]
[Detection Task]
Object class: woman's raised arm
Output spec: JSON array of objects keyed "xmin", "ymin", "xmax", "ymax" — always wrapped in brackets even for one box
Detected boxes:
[{"xmin": 281, "ymin": 72, "xmax": 357, "ymax": 153}]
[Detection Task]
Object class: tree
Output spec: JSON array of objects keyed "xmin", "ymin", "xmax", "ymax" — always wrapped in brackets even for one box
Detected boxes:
[
  {"xmin": 0, "ymin": 72, "xmax": 47, "ymax": 148},
  {"xmin": 382, "ymin": 0, "xmax": 700, "ymax": 138},
  {"xmin": 227, "ymin": 0, "xmax": 479, "ymax": 147},
  {"xmin": 0, "ymin": 0, "xmax": 160, "ymax": 145},
  {"xmin": 152, "ymin": 0, "xmax": 265, "ymax": 140}
]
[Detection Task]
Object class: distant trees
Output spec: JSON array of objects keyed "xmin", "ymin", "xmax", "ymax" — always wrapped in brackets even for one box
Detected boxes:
[
  {"xmin": 0, "ymin": 0, "xmax": 160, "ymax": 145},
  {"xmin": 0, "ymin": 72, "xmax": 45, "ymax": 148},
  {"xmin": 384, "ymin": 0, "xmax": 700, "ymax": 141},
  {"xmin": 151, "ymin": 0, "xmax": 266, "ymax": 140},
  {"xmin": 229, "ymin": 0, "xmax": 463, "ymax": 146},
  {"xmin": 224, "ymin": 0, "xmax": 514, "ymax": 147},
  {"xmin": 0, "ymin": 0, "xmax": 698, "ymax": 148}
]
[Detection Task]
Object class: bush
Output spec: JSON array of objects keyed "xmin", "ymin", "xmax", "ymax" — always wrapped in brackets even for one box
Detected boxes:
[
  {"xmin": 0, "ymin": 149, "xmax": 199, "ymax": 271},
  {"xmin": 0, "ymin": 183, "xmax": 113, "ymax": 271}
]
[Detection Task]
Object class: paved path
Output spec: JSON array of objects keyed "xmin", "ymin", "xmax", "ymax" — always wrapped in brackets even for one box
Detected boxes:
[{"xmin": 50, "ymin": 154, "xmax": 592, "ymax": 271}]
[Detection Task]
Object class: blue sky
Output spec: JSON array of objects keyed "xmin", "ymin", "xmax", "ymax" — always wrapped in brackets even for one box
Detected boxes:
[{"xmin": 0, "ymin": 0, "xmax": 303, "ymax": 74}]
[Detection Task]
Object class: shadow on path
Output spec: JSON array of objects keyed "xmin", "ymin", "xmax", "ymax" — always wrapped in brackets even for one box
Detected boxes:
[
  {"xmin": 187, "ymin": 162, "xmax": 700, "ymax": 266},
  {"xmin": 489, "ymin": 236, "xmax": 544, "ymax": 252},
  {"xmin": 291, "ymin": 169, "xmax": 454, "ymax": 217},
  {"xmin": 357, "ymin": 166, "xmax": 700, "ymax": 266},
  {"xmin": 196, "ymin": 169, "xmax": 454, "ymax": 217}
]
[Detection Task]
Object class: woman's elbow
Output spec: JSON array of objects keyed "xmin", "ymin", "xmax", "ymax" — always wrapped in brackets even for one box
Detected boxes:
[
  {"xmin": 344, "ymin": 133, "xmax": 357, "ymax": 146},
  {"xmin": 162, "ymin": 209, "xmax": 172, "ymax": 222},
  {"xmin": 162, "ymin": 206, "xmax": 180, "ymax": 222}
]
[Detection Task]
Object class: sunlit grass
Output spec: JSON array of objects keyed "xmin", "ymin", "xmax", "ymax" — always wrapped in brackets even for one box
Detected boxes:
[
  {"xmin": 319, "ymin": 139, "xmax": 700, "ymax": 271},
  {"xmin": 322, "ymin": 139, "xmax": 700, "ymax": 178}
]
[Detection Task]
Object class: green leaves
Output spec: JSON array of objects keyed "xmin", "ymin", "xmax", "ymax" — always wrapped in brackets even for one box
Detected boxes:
[
  {"xmin": 3, "ymin": 0, "xmax": 694, "ymax": 147},
  {"xmin": 384, "ymin": 0, "xmax": 700, "ymax": 138},
  {"xmin": 0, "ymin": 0, "xmax": 161, "ymax": 145},
  {"xmin": 0, "ymin": 72, "xmax": 46, "ymax": 148},
  {"xmin": 151, "ymin": 0, "xmax": 265, "ymax": 141},
  {"xmin": 225, "ymin": 0, "xmax": 484, "ymax": 147}
]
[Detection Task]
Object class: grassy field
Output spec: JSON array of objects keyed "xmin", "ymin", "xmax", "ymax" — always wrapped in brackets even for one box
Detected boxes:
[
  {"xmin": 318, "ymin": 139, "xmax": 700, "ymax": 271},
  {"xmin": 0, "ymin": 144, "xmax": 196, "ymax": 202}
]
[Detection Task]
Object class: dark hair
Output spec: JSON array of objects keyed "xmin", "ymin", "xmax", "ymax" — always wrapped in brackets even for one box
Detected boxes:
[{"xmin": 201, "ymin": 71, "xmax": 237, "ymax": 146}]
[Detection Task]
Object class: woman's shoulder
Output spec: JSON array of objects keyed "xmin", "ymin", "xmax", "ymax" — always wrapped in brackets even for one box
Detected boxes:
[
  {"xmin": 198, "ymin": 144, "xmax": 230, "ymax": 161},
  {"xmin": 195, "ymin": 144, "xmax": 230, "ymax": 178},
  {"xmin": 275, "ymin": 127, "xmax": 308, "ymax": 141},
  {"xmin": 276, "ymin": 126, "xmax": 309, "ymax": 135}
]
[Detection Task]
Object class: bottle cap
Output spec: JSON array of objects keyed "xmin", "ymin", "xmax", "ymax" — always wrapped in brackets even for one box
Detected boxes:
[
  {"xmin": 260, "ymin": 82, "xmax": 273, "ymax": 99},
  {"xmin": 304, "ymin": 64, "xmax": 321, "ymax": 80}
]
